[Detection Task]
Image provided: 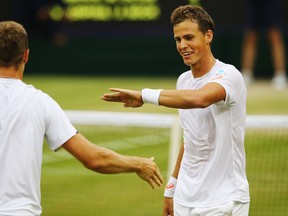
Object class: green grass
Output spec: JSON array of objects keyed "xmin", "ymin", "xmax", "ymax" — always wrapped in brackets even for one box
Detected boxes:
[
  {"xmin": 246, "ymin": 81, "xmax": 288, "ymax": 114},
  {"xmin": 23, "ymin": 75, "xmax": 288, "ymax": 215}
]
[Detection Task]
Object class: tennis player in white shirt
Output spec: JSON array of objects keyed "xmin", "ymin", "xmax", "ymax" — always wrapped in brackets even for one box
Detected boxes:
[
  {"xmin": 102, "ymin": 5, "xmax": 250, "ymax": 216},
  {"xmin": 0, "ymin": 20, "xmax": 163, "ymax": 216}
]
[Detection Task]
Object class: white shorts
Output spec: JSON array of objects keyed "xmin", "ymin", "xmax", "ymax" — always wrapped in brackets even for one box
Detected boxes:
[{"xmin": 174, "ymin": 201, "xmax": 250, "ymax": 216}]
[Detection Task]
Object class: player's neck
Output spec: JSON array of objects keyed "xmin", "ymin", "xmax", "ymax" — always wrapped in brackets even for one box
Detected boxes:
[
  {"xmin": 191, "ymin": 55, "xmax": 216, "ymax": 78},
  {"xmin": 0, "ymin": 66, "xmax": 23, "ymax": 80}
]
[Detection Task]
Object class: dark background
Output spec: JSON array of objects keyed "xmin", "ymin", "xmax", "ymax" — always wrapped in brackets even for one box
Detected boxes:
[{"xmin": 0, "ymin": 0, "xmax": 287, "ymax": 78}]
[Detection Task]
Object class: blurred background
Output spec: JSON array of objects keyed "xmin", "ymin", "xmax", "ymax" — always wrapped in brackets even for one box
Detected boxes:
[{"xmin": 0, "ymin": 0, "xmax": 287, "ymax": 79}]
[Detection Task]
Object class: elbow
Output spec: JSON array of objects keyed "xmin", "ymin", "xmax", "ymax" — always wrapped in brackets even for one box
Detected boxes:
[
  {"xmin": 185, "ymin": 96, "xmax": 211, "ymax": 109},
  {"xmin": 82, "ymin": 159, "xmax": 101, "ymax": 172},
  {"xmin": 194, "ymin": 92, "xmax": 215, "ymax": 108},
  {"xmin": 81, "ymin": 154, "xmax": 107, "ymax": 173},
  {"xmin": 196, "ymin": 99, "xmax": 211, "ymax": 108}
]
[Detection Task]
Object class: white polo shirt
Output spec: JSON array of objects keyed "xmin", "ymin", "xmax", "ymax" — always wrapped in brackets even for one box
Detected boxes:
[
  {"xmin": 174, "ymin": 60, "xmax": 250, "ymax": 207},
  {"xmin": 0, "ymin": 78, "xmax": 77, "ymax": 215}
]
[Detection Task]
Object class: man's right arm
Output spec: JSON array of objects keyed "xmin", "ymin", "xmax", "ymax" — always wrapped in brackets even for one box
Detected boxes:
[
  {"xmin": 61, "ymin": 133, "xmax": 163, "ymax": 189},
  {"xmin": 162, "ymin": 144, "xmax": 184, "ymax": 216},
  {"xmin": 101, "ymin": 83, "xmax": 226, "ymax": 109}
]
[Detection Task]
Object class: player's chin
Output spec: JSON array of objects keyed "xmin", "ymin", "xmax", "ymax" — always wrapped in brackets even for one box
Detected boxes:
[
  {"xmin": 183, "ymin": 59, "xmax": 193, "ymax": 66},
  {"xmin": 181, "ymin": 56, "xmax": 193, "ymax": 65}
]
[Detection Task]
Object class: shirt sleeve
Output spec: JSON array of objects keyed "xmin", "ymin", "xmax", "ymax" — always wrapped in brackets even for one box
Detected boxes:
[
  {"xmin": 42, "ymin": 93, "xmax": 77, "ymax": 151},
  {"xmin": 209, "ymin": 65, "xmax": 245, "ymax": 109}
]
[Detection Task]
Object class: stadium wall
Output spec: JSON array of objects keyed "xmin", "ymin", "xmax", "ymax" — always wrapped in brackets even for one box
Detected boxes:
[{"xmin": 24, "ymin": 35, "xmax": 287, "ymax": 79}]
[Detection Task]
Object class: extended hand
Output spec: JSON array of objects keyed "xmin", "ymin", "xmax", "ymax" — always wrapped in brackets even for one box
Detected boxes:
[
  {"xmin": 101, "ymin": 88, "xmax": 144, "ymax": 108},
  {"xmin": 137, "ymin": 157, "xmax": 163, "ymax": 189}
]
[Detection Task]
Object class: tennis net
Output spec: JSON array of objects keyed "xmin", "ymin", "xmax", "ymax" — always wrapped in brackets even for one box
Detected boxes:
[{"xmin": 41, "ymin": 111, "xmax": 288, "ymax": 216}]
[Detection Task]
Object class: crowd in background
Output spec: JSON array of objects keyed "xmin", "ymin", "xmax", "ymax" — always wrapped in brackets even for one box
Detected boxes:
[{"xmin": 241, "ymin": 0, "xmax": 286, "ymax": 90}]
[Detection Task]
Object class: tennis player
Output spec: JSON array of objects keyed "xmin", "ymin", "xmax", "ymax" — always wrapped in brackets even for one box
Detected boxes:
[
  {"xmin": 102, "ymin": 5, "xmax": 250, "ymax": 216},
  {"xmin": 0, "ymin": 21, "xmax": 163, "ymax": 216}
]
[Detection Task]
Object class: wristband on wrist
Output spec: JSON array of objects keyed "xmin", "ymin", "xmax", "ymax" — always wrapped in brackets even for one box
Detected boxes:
[
  {"xmin": 164, "ymin": 176, "xmax": 177, "ymax": 198},
  {"xmin": 141, "ymin": 88, "xmax": 163, "ymax": 105}
]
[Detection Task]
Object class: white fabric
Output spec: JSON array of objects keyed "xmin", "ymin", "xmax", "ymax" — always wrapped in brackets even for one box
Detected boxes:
[
  {"xmin": 174, "ymin": 201, "xmax": 250, "ymax": 216},
  {"xmin": 164, "ymin": 176, "xmax": 177, "ymax": 198},
  {"xmin": 0, "ymin": 78, "xmax": 77, "ymax": 215},
  {"xmin": 142, "ymin": 88, "xmax": 162, "ymax": 105},
  {"xmin": 174, "ymin": 60, "xmax": 250, "ymax": 208}
]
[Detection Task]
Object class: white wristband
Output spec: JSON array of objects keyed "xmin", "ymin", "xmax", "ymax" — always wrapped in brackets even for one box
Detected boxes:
[
  {"xmin": 164, "ymin": 176, "xmax": 177, "ymax": 198},
  {"xmin": 141, "ymin": 88, "xmax": 162, "ymax": 105}
]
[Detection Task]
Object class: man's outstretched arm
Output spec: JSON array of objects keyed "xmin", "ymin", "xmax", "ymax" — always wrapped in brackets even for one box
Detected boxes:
[{"xmin": 62, "ymin": 133, "xmax": 163, "ymax": 189}]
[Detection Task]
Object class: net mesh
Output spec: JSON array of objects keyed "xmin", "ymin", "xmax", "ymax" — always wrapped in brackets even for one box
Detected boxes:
[{"xmin": 245, "ymin": 128, "xmax": 288, "ymax": 216}]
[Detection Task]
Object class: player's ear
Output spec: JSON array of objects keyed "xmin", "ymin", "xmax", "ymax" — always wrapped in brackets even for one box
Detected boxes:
[
  {"xmin": 206, "ymin": 30, "xmax": 213, "ymax": 45},
  {"xmin": 23, "ymin": 49, "xmax": 29, "ymax": 64}
]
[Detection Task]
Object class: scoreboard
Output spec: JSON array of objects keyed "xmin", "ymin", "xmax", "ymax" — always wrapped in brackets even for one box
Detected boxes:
[
  {"xmin": 1, "ymin": 0, "xmax": 287, "ymax": 37},
  {"xmin": 49, "ymin": 0, "xmax": 202, "ymax": 21},
  {"xmin": 47, "ymin": 0, "xmax": 201, "ymax": 37},
  {"xmin": 53, "ymin": 0, "xmax": 162, "ymax": 22}
]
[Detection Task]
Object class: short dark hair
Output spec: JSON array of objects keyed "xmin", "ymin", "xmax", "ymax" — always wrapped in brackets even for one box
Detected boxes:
[
  {"xmin": 171, "ymin": 5, "xmax": 214, "ymax": 34},
  {"xmin": 0, "ymin": 21, "xmax": 29, "ymax": 69}
]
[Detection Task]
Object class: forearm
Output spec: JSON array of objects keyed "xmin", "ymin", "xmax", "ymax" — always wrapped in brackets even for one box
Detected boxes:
[
  {"xmin": 84, "ymin": 146, "xmax": 141, "ymax": 174},
  {"xmin": 143, "ymin": 83, "xmax": 226, "ymax": 109},
  {"xmin": 62, "ymin": 133, "xmax": 141, "ymax": 174},
  {"xmin": 171, "ymin": 144, "xmax": 184, "ymax": 178},
  {"xmin": 159, "ymin": 90, "xmax": 205, "ymax": 109},
  {"xmin": 163, "ymin": 144, "xmax": 184, "ymax": 199}
]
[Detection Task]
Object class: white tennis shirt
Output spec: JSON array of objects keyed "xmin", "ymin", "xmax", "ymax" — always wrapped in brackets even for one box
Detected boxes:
[
  {"xmin": 0, "ymin": 78, "xmax": 77, "ymax": 215},
  {"xmin": 174, "ymin": 60, "xmax": 250, "ymax": 207}
]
